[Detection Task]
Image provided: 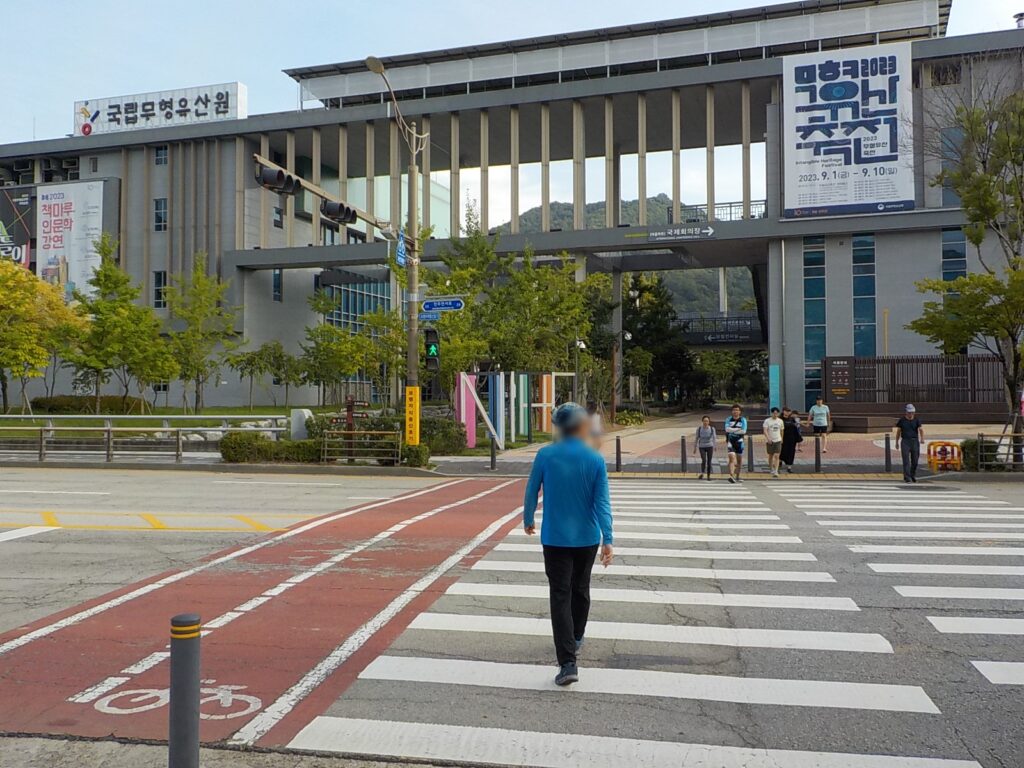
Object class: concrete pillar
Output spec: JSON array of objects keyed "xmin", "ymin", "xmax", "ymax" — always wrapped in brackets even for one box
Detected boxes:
[
  {"xmin": 637, "ymin": 93, "xmax": 647, "ymax": 226},
  {"xmin": 705, "ymin": 85, "xmax": 715, "ymax": 221},
  {"xmin": 422, "ymin": 116, "xmax": 431, "ymax": 230},
  {"xmin": 741, "ymin": 81, "xmax": 752, "ymax": 220},
  {"xmin": 719, "ymin": 266, "xmax": 729, "ymax": 315},
  {"xmin": 572, "ymin": 100, "xmax": 585, "ymax": 231},
  {"xmin": 541, "ymin": 103, "xmax": 551, "ymax": 232},
  {"xmin": 390, "ymin": 120, "xmax": 401, "ymax": 235},
  {"xmin": 143, "ymin": 145, "xmax": 152, "ymax": 304},
  {"xmin": 233, "ymin": 138, "xmax": 244, "ymax": 252},
  {"xmin": 509, "ymin": 107, "xmax": 520, "ymax": 234},
  {"xmin": 119, "ymin": 147, "xmax": 128, "ymax": 262},
  {"xmin": 285, "ymin": 131, "xmax": 295, "ymax": 247},
  {"xmin": 766, "ymin": 103, "xmax": 781, "ymax": 220},
  {"xmin": 450, "ymin": 113, "xmax": 460, "ymax": 237},
  {"xmin": 259, "ymin": 134, "xmax": 269, "ymax": 248},
  {"xmin": 604, "ymin": 97, "xmax": 615, "ymax": 228},
  {"xmin": 311, "ymin": 127, "xmax": 321, "ymax": 246},
  {"xmin": 480, "ymin": 110, "xmax": 489, "ymax": 232},
  {"xmin": 365, "ymin": 122, "xmax": 376, "ymax": 235},
  {"xmin": 337, "ymin": 125, "xmax": 348, "ymax": 241},
  {"xmin": 671, "ymin": 90, "xmax": 681, "ymax": 225},
  {"xmin": 767, "ymin": 239, "xmax": 787, "ymax": 407}
]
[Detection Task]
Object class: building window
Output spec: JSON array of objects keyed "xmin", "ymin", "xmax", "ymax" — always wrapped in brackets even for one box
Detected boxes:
[
  {"xmin": 152, "ymin": 381, "xmax": 169, "ymax": 394},
  {"xmin": 155, "ymin": 145, "xmax": 168, "ymax": 166},
  {"xmin": 803, "ymin": 236, "xmax": 826, "ymax": 409},
  {"xmin": 272, "ymin": 268, "xmax": 283, "ymax": 302},
  {"xmin": 852, "ymin": 233, "xmax": 876, "ymax": 357},
  {"xmin": 942, "ymin": 227, "xmax": 968, "ymax": 281},
  {"xmin": 931, "ymin": 62, "xmax": 962, "ymax": 87},
  {"xmin": 273, "ymin": 206, "xmax": 284, "ymax": 229},
  {"xmin": 153, "ymin": 198, "xmax": 168, "ymax": 232},
  {"xmin": 940, "ymin": 128, "xmax": 963, "ymax": 208},
  {"xmin": 89, "ymin": 157, "xmax": 98, "ymax": 173},
  {"xmin": 153, "ymin": 270, "xmax": 168, "ymax": 308}
]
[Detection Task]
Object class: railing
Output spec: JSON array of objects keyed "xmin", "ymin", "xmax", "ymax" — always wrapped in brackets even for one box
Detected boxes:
[
  {"xmin": 322, "ymin": 430, "xmax": 402, "ymax": 465},
  {"xmin": 824, "ymin": 355, "xmax": 1004, "ymax": 405},
  {"xmin": 977, "ymin": 433, "xmax": 1024, "ymax": 472},
  {"xmin": 0, "ymin": 425, "xmax": 287, "ymax": 463},
  {"xmin": 0, "ymin": 414, "xmax": 290, "ymax": 429},
  {"xmin": 679, "ymin": 199, "xmax": 767, "ymax": 223}
]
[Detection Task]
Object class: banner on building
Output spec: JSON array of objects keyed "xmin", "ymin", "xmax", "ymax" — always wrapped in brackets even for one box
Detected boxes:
[
  {"xmin": 782, "ymin": 42, "xmax": 914, "ymax": 218},
  {"xmin": 74, "ymin": 82, "xmax": 247, "ymax": 136},
  {"xmin": 35, "ymin": 181, "xmax": 105, "ymax": 301},
  {"xmin": 0, "ymin": 187, "xmax": 34, "ymax": 269}
]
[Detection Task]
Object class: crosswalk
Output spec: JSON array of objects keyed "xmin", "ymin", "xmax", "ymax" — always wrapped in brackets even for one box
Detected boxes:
[
  {"xmin": 289, "ymin": 479, "xmax": 986, "ymax": 767},
  {"xmin": 774, "ymin": 481, "xmax": 1024, "ymax": 729}
]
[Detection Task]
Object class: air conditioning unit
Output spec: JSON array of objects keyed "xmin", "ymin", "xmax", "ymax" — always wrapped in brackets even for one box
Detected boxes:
[
  {"xmin": 42, "ymin": 158, "xmax": 60, "ymax": 171},
  {"xmin": 17, "ymin": 172, "xmax": 33, "ymax": 185},
  {"xmin": 12, "ymin": 159, "xmax": 33, "ymax": 172},
  {"xmin": 62, "ymin": 157, "xmax": 79, "ymax": 169}
]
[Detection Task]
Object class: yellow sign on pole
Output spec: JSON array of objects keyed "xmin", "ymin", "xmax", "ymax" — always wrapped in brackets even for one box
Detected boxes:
[{"xmin": 405, "ymin": 386, "xmax": 421, "ymax": 446}]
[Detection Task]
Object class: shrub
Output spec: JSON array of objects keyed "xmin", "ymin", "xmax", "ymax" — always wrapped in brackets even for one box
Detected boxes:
[
  {"xmin": 615, "ymin": 409, "xmax": 646, "ymax": 427},
  {"xmin": 960, "ymin": 438, "xmax": 1006, "ymax": 472},
  {"xmin": 271, "ymin": 439, "xmax": 321, "ymax": 463},
  {"xmin": 402, "ymin": 443, "xmax": 431, "ymax": 468},
  {"xmin": 220, "ymin": 431, "xmax": 268, "ymax": 463},
  {"xmin": 421, "ymin": 416, "xmax": 467, "ymax": 456},
  {"xmin": 32, "ymin": 395, "xmax": 148, "ymax": 414}
]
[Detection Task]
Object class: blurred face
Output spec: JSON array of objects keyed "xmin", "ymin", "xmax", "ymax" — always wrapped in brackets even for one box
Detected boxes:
[
  {"xmin": 702, "ymin": 417, "xmax": 711, "ymax": 426},
  {"xmin": 731, "ymin": 407, "xmax": 741, "ymax": 418},
  {"xmin": 816, "ymin": 398, "xmax": 823, "ymax": 406},
  {"xmin": 782, "ymin": 408, "xmax": 792, "ymax": 417}
]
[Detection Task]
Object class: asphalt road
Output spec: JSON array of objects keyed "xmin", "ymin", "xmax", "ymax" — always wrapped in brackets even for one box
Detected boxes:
[{"xmin": 1, "ymin": 469, "xmax": 1023, "ymax": 767}]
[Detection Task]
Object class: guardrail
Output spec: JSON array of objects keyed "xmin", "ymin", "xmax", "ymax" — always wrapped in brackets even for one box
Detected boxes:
[
  {"xmin": 0, "ymin": 414, "xmax": 290, "ymax": 428},
  {"xmin": 977, "ymin": 433, "xmax": 1024, "ymax": 472},
  {"xmin": 322, "ymin": 430, "xmax": 402, "ymax": 465}
]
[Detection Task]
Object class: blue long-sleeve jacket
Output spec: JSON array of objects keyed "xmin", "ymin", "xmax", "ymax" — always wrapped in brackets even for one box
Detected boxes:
[{"xmin": 523, "ymin": 437, "xmax": 613, "ymax": 547}]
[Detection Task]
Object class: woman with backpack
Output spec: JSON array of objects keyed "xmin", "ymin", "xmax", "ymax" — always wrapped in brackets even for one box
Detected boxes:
[{"xmin": 693, "ymin": 415, "xmax": 717, "ymax": 480}]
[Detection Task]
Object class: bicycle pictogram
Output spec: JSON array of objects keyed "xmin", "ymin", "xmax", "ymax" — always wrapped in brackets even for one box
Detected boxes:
[{"xmin": 93, "ymin": 679, "xmax": 261, "ymax": 720}]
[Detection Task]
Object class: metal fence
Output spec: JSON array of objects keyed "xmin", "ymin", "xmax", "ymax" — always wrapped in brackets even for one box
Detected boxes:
[
  {"xmin": 321, "ymin": 430, "xmax": 402, "ymax": 465},
  {"xmin": 977, "ymin": 433, "xmax": 1024, "ymax": 472},
  {"xmin": 679, "ymin": 199, "xmax": 767, "ymax": 222},
  {"xmin": 827, "ymin": 354, "xmax": 1004, "ymax": 405}
]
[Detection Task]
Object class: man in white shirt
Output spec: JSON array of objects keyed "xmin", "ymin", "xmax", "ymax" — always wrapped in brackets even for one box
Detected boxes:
[{"xmin": 763, "ymin": 407, "xmax": 785, "ymax": 478}]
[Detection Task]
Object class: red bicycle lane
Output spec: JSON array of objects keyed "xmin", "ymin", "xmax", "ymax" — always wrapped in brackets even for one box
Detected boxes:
[{"xmin": 0, "ymin": 477, "xmax": 523, "ymax": 742}]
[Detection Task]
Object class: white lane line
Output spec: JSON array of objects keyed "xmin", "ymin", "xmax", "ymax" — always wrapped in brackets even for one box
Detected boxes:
[
  {"xmin": 228, "ymin": 505, "xmax": 524, "ymax": 746},
  {"xmin": 871, "ymin": 564, "xmax": 1024, "ymax": 576},
  {"xmin": 610, "ymin": 512, "xmax": 781, "ymax": 520},
  {"xmin": 0, "ymin": 479, "xmax": 470, "ymax": 659},
  {"xmin": 612, "ymin": 502, "xmax": 769, "ymax": 508},
  {"xmin": 824, "ymin": 521, "xmax": 1024, "ymax": 529},
  {"xmin": 800, "ymin": 504, "xmax": 1014, "ymax": 510},
  {"xmin": 493, "ymin": 542, "xmax": 817, "ymax": 561},
  {"xmin": 359, "ymin": 656, "xmax": 938, "ymax": 713},
  {"xmin": 0, "ymin": 526, "xmax": 54, "ymax": 543},
  {"xmin": 473, "ymin": 560, "xmax": 834, "ymax": 583},
  {"xmin": 972, "ymin": 661, "xmax": 1024, "ymax": 684},
  {"xmin": 809, "ymin": 512, "xmax": 1024, "ymax": 519},
  {"xmin": 289, "ymin": 717, "xmax": 980, "ymax": 768},
  {"xmin": 507, "ymin": 530, "xmax": 803, "ymax": 544},
  {"xmin": 121, "ymin": 651, "xmax": 170, "ymax": 674},
  {"xmin": 895, "ymin": 586, "xmax": 1024, "ymax": 600},
  {"xmin": 616, "ymin": 521, "xmax": 790, "ymax": 530},
  {"xmin": 779, "ymin": 492, "xmax": 980, "ymax": 498},
  {"xmin": 851, "ymin": 545, "xmax": 1024, "ymax": 556},
  {"xmin": 0, "ymin": 489, "xmax": 110, "ymax": 496},
  {"xmin": 410, "ymin": 613, "xmax": 892, "ymax": 653},
  {"xmin": 831, "ymin": 531, "xmax": 1024, "ymax": 540},
  {"xmin": 445, "ymin": 582, "xmax": 857, "ymax": 610},
  {"xmin": 66, "ymin": 676, "xmax": 130, "ymax": 703},
  {"xmin": 212, "ymin": 480, "xmax": 351, "ymax": 487},
  {"xmin": 928, "ymin": 617, "xmax": 1024, "ymax": 635}
]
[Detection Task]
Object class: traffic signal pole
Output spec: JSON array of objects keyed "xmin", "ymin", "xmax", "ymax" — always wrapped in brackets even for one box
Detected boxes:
[{"xmin": 407, "ymin": 153, "xmax": 419, "ymax": 390}]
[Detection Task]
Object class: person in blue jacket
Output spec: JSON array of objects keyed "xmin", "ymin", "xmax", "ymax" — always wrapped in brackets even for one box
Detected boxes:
[{"xmin": 523, "ymin": 402, "xmax": 614, "ymax": 687}]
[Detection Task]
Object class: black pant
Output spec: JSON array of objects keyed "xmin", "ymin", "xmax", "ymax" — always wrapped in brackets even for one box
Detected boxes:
[
  {"xmin": 543, "ymin": 544, "xmax": 599, "ymax": 666},
  {"xmin": 901, "ymin": 438, "xmax": 920, "ymax": 481},
  {"xmin": 699, "ymin": 447, "xmax": 714, "ymax": 475}
]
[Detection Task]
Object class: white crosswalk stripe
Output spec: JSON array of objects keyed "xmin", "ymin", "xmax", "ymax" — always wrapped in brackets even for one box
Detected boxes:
[
  {"xmin": 472, "ymin": 560, "xmax": 836, "ymax": 582},
  {"xmin": 494, "ymin": 542, "xmax": 817, "ymax": 561}
]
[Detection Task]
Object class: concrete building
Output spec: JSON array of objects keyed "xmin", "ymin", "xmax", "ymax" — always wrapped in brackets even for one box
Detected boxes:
[{"xmin": 0, "ymin": 0, "xmax": 1021, "ymax": 411}]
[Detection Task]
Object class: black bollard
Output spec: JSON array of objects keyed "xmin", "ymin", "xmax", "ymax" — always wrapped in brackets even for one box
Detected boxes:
[
  {"xmin": 680, "ymin": 436, "xmax": 687, "ymax": 474},
  {"xmin": 615, "ymin": 436, "xmax": 622, "ymax": 473},
  {"xmin": 815, "ymin": 435, "xmax": 822, "ymax": 473},
  {"xmin": 489, "ymin": 436, "xmax": 497, "ymax": 472},
  {"xmin": 169, "ymin": 613, "xmax": 201, "ymax": 768},
  {"xmin": 884, "ymin": 433, "xmax": 892, "ymax": 473},
  {"xmin": 747, "ymin": 437, "xmax": 755, "ymax": 473}
]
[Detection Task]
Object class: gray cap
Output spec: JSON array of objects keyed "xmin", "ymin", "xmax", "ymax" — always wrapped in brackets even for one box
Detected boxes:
[
  {"xmin": 552, "ymin": 402, "xmax": 588, "ymax": 433},
  {"xmin": 905, "ymin": 403, "xmax": 916, "ymax": 412}
]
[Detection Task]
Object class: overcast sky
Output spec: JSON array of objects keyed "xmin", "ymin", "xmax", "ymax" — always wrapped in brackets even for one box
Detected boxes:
[{"xmin": 2, "ymin": 0, "xmax": 1019, "ymax": 146}]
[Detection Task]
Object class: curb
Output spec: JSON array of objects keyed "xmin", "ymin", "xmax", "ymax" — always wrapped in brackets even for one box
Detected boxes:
[{"xmin": 0, "ymin": 460, "xmax": 439, "ymax": 478}]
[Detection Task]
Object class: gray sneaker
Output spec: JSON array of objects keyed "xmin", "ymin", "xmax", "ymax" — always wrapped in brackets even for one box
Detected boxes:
[{"xmin": 555, "ymin": 663, "xmax": 579, "ymax": 686}]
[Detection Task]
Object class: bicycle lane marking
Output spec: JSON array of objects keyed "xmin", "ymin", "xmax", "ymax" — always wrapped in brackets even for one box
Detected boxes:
[{"xmin": 0, "ymin": 479, "xmax": 481, "ymax": 733}]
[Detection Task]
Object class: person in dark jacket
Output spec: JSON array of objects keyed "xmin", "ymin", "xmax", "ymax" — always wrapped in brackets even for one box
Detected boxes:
[{"xmin": 780, "ymin": 406, "xmax": 803, "ymax": 473}]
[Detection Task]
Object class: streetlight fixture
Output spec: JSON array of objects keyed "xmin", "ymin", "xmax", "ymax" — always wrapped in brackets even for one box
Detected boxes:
[{"xmin": 366, "ymin": 55, "xmax": 431, "ymax": 445}]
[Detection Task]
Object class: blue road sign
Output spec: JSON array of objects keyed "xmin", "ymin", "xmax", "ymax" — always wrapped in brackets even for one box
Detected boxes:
[
  {"xmin": 395, "ymin": 231, "xmax": 407, "ymax": 267},
  {"xmin": 418, "ymin": 311, "xmax": 441, "ymax": 322},
  {"xmin": 422, "ymin": 298, "xmax": 465, "ymax": 312}
]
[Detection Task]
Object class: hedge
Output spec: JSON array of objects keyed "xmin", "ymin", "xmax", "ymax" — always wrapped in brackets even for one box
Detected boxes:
[
  {"xmin": 402, "ymin": 444, "xmax": 431, "ymax": 468},
  {"xmin": 960, "ymin": 438, "xmax": 1006, "ymax": 472},
  {"xmin": 220, "ymin": 432, "xmax": 321, "ymax": 464},
  {"xmin": 32, "ymin": 395, "xmax": 148, "ymax": 414},
  {"xmin": 615, "ymin": 409, "xmax": 646, "ymax": 427}
]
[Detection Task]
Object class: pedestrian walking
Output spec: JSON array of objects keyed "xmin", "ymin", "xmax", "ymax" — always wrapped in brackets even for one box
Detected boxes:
[
  {"xmin": 693, "ymin": 415, "xmax": 717, "ymax": 480},
  {"xmin": 808, "ymin": 396, "xmax": 832, "ymax": 452},
  {"xmin": 895, "ymin": 404, "xmax": 925, "ymax": 483},
  {"xmin": 523, "ymin": 402, "xmax": 614, "ymax": 687},
  {"xmin": 586, "ymin": 400, "xmax": 603, "ymax": 449},
  {"xmin": 724, "ymin": 404, "xmax": 748, "ymax": 483},
  {"xmin": 780, "ymin": 406, "xmax": 803, "ymax": 473},
  {"xmin": 763, "ymin": 407, "xmax": 785, "ymax": 477}
]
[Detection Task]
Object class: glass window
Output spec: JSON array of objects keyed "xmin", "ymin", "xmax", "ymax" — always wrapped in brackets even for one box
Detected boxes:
[
  {"xmin": 89, "ymin": 157, "xmax": 98, "ymax": 173},
  {"xmin": 804, "ymin": 277, "xmax": 826, "ymax": 298},
  {"xmin": 804, "ymin": 299, "xmax": 826, "ymax": 325},
  {"xmin": 854, "ymin": 324, "xmax": 877, "ymax": 356},
  {"xmin": 853, "ymin": 275, "xmax": 875, "ymax": 297},
  {"xmin": 153, "ymin": 198, "xmax": 167, "ymax": 232},
  {"xmin": 804, "ymin": 326, "xmax": 826, "ymax": 364},
  {"xmin": 273, "ymin": 206, "xmax": 284, "ymax": 229},
  {"xmin": 155, "ymin": 146, "xmax": 168, "ymax": 166},
  {"xmin": 153, "ymin": 270, "xmax": 167, "ymax": 309},
  {"xmin": 852, "ymin": 233, "xmax": 875, "ymax": 250},
  {"xmin": 803, "ymin": 235, "xmax": 825, "ymax": 246},
  {"xmin": 853, "ymin": 297, "xmax": 875, "ymax": 324},
  {"xmin": 941, "ymin": 228, "xmax": 967, "ymax": 281},
  {"xmin": 272, "ymin": 268, "xmax": 283, "ymax": 302},
  {"xmin": 803, "ymin": 251, "xmax": 825, "ymax": 268}
]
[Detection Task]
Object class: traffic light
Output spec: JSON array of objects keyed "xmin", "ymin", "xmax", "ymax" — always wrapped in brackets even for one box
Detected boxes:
[
  {"xmin": 255, "ymin": 166, "xmax": 303, "ymax": 195},
  {"xmin": 424, "ymin": 328, "xmax": 440, "ymax": 372},
  {"xmin": 320, "ymin": 199, "xmax": 359, "ymax": 225}
]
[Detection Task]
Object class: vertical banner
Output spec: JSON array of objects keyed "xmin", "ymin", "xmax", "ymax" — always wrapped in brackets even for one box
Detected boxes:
[
  {"xmin": 768, "ymin": 364, "xmax": 781, "ymax": 412},
  {"xmin": 783, "ymin": 42, "xmax": 914, "ymax": 218},
  {"xmin": 0, "ymin": 187, "xmax": 34, "ymax": 269},
  {"xmin": 404, "ymin": 386, "xmax": 421, "ymax": 446},
  {"xmin": 36, "ymin": 181, "xmax": 105, "ymax": 301}
]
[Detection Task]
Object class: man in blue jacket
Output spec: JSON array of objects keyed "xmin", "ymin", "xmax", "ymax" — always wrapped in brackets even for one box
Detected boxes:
[{"xmin": 523, "ymin": 403, "xmax": 614, "ymax": 686}]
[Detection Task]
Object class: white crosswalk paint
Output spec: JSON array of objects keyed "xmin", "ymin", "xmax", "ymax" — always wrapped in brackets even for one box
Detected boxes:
[
  {"xmin": 603, "ymin": 512, "xmax": 781, "ymax": 520},
  {"xmin": 850, "ymin": 545, "xmax": 1024, "ymax": 556},
  {"xmin": 870, "ymin": 564, "xmax": 1024, "ymax": 576},
  {"xmin": 616, "ymin": 521, "xmax": 790, "ymax": 530},
  {"xmin": 831, "ymin": 531, "xmax": 1024, "ymax": 540},
  {"xmin": 507, "ymin": 530, "xmax": 803, "ymax": 544},
  {"xmin": 895, "ymin": 586, "xmax": 1024, "ymax": 600},
  {"xmin": 777, "ymin": 492, "xmax": 980, "ymax": 498},
  {"xmin": 410, "ymin": 613, "xmax": 893, "ymax": 653},
  {"xmin": 927, "ymin": 617, "xmax": 1024, "ymax": 635},
  {"xmin": 493, "ymin": 542, "xmax": 817, "ymax": 561},
  {"xmin": 472, "ymin": 560, "xmax": 835, "ymax": 583},
  {"xmin": 808, "ymin": 512, "xmax": 1024, "ymax": 519},
  {"xmin": 823, "ymin": 521, "xmax": 1024, "ymax": 529},
  {"xmin": 445, "ymin": 582, "xmax": 860, "ymax": 611},
  {"xmin": 360, "ymin": 656, "xmax": 939, "ymax": 713},
  {"xmin": 0, "ymin": 526, "xmax": 54, "ymax": 543},
  {"xmin": 289, "ymin": 717, "xmax": 981, "ymax": 768},
  {"xmin": 972, "ymin": 661, "xmax": 1024, "ymax": 684},
  {"xmin": 799, "ymin": 504, "xmax": 1015, "ymax": 510},
  {"xmin": 613, "ymin": 502, "xmax": 769, "ymax": 508}
]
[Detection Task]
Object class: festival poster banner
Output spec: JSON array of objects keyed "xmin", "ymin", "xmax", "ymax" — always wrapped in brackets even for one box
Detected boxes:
[
  {"xmin": 35, "ymin": 181, "xmax": 105, "ymax": 301},
  {"xmin": 782, "ymin": 42, "xmax": 915, "ymax": 218},
  {"xmin": 0, "ymin": 187, "xmax": 34, "ymax": 269}
]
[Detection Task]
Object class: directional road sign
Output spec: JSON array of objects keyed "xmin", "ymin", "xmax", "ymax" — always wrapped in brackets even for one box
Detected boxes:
[
  {"xmin": 421, "ymin": 297, "xmax": 465, "ymax": 312},
  {"xmin": 395, "ymin": 231, "xmax": 407, "ymax": 267},
  {"xmin": 418, "ymin": 311, "xmax": 441, "ymax": 322}
]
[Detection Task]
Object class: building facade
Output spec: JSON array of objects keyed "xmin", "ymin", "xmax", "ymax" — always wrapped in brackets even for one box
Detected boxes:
[{"xmin": 0, "ymin": 0, "xmax": 1020, "ymax": 409}]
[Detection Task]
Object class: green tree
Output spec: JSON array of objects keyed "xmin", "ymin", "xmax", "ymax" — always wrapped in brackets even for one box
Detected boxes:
[
  {"xmin": 624, "ymin": 346, "xmax": 654, "ymax": 411},
  {"xmin": 228, "ymin": 344, "xmax": 275, "ymax": 412},
  {"xmin": 913, "ymin": 68, "xmax": 1024, "ymax": 435},
  {"xmin": 698, "ymin": 349, "xmax": 742, "ymax": 400},
  {"xmin": 263, "ymin": 340, "xmax": 305, "ymax": 407},
  {"xmin": 356, "ymin": 307, "xmax": 406, "ymax": 410},
  {"xmin": 623, "ymin": 273, "xmax": 695, "ymax": 402},
  {"xmin": 165, "ymin": 252, "xmax": 238, "ymax": 413},
  {"xmin": 301, "ymin": 323, "xmax": 362, "ymax": 406}
]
